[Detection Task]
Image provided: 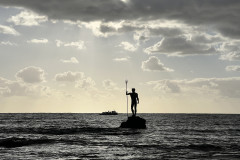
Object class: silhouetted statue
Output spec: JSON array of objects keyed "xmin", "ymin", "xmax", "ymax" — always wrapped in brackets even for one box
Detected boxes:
[{"xmin": 126, "ymin": 88, "xmax": 139, "ymax": 116}]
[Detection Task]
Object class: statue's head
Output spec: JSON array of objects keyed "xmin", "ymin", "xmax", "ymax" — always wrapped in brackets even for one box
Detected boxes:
[{"xmin": 132, "ymin": 88, "xmax": 135, "ymax": 92}]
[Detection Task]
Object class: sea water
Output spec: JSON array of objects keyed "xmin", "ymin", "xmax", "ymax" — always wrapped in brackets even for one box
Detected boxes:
[{"xmin": 0, "ymin": 113, "xmax": 240, "ymax": 159}]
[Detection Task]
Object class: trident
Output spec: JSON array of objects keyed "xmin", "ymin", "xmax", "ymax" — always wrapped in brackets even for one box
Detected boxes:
[{"xmin": 125, "ymin": 80, "xmax": 128, "ymax": 117}]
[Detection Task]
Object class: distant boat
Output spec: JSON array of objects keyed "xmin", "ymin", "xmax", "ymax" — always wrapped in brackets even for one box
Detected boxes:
[{"xmin": 100, "ymin": 111, "xmax": 118, "ymax": 115}]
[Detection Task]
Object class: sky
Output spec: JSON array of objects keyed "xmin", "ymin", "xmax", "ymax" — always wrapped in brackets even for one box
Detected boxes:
[{"xmin": 1, "ymin": 0, "xmax": 240, "ymax": 113}]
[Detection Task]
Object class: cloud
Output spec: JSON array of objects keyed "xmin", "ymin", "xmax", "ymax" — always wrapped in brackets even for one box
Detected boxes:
[
  {"xmin": 219, "ymin": 40, "xmax": 240, "ymax": 61},
  {"xmin": 56, "ymin": 40, "xmax": 63, "ymax": 47},
  {"xmin": 55, "ymin": 71, "xmax": 84, "ymax": 82},
  {"xmin": 55, "ymin": 71, "xmax": 96, "ymax": 90},
  {"xmin": 3, "ymin": 0, "xmax": 240, "ymax": 60},
  {"xmin": 144, "ymin": 34, "xmax": 219, "ymax": 56},
  {"xmin": 80, "ymin": 21, "xmax": 119, "ymax": 37},
  {"xmin": 142, "ymin": 56, "xmax": 174, "ymax": 72},
  {"xmin": 220, "ymin": 52, "xmax": 240, "ymax": 61},
  {"xmin": 0, "ymin": 77, "xmax": 29, "ymax": 96},
  {"xmin": 56, "ymin": 40, "xmax": 86, "ymax": 50},
  {"xmin": 118, "ymin": 41, "xmax": 137, "ymax": 52},
  {"xmin": 146, "ymin": 80, "xmax": 181, "ymax": 94},
  {"xmin": 2, "ymin": 0, "xmax": 240, "ymax": 39},
  {"xmin": 148, "ymin": 27, "xmax": 183, "ymax": 37},
  {"xmin": 0, "ymin": 76, "xmax": 50, "ymax": 97},
  {"xmin": 7, "ymin": 10, "xmax": 47, "ymax": 26},
  {"xmin": 15, "ymin": 66, "xmax": 45, "ymax": 83},
  {"xmin": 0, "ymin": 41, "xmax": 17, "ymax": 46},
  {"xmin": 81, "ymin": 20, "xmax": 147, "ymax": 38},
  {"xmin": 0, "ymin": 0, "xmax": 129, "ymax": 22},
  {"xmin": 113, "ymin": 57, "xmax": 130, "ymax": 62},
  {"xmin": 99, "ymin": 23, "xmax": 118, "ymax": 33},
  {"xmin": 226, "ymin": 65, "xmax": 240, "ymax": 72},
  {"xmin": 0, "ymin": 24, "xmax": 19, "ymax": 36},
  {"xmin": 102, "ymin": 79, "xmax": 118, "ymax": 90},
  {"xmin": 55, "ymin": 71, "xmax": 97, "ymax": 91},
  {"xmin": 75, "ymin": 77, "xmax": 96, "ymax": 90},
  {"xmin": 146, "ymin": 77, "xmax": 240, "ymax": 98},
  {"xmin": 64, "ymin": 41, "xmax": 85, "ymax": 50},
  {"xmin": 133, "ymin": 30, "xmax": 149, "ymax": 42},
  {"xmin": 27, "ymin": 38, "xmax": 48, "ymax": 44},
  {"xmin": 60, "ymin": 57, "xmax": 79, "ymax": 64},
  {"xmin": 81, "ymin": 20, "xmax": 187, "ymax": 39}
]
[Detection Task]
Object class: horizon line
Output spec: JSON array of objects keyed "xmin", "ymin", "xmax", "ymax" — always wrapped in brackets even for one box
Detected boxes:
[{"xmin": 0, "ymin": 112, "xmax": 240, "ymax": 114}]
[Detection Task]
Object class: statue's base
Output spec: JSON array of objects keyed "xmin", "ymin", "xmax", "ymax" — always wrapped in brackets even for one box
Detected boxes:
[{"xmin": 120, "ymin": 116, "xmax": 146, "ymax": 129}]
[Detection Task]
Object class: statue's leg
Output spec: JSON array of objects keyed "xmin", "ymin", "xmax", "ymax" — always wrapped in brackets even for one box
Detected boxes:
[
  {"xmin": 131, "ymin": 103, "xmax": 134, "ymax": 116},
  {"xmin": 134, "ymin": 104, "xmax": 137, "ymax": 116}
]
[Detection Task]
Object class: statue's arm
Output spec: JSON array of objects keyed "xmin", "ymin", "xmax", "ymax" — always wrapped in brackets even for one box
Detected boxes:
[{"xmin": 126, "ymin": 91, "xmax": 130, "ymax": 95}]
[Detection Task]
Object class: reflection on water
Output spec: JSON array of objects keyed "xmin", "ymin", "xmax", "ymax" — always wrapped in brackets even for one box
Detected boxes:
[{"xmin": 0, "ymin": 113, "xmax": 240, "ymax": 159}]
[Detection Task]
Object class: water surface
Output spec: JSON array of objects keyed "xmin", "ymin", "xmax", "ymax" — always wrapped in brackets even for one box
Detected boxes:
[{"xmin": 0, "ymin": 113, "xmax": 240, "ymax": 159}]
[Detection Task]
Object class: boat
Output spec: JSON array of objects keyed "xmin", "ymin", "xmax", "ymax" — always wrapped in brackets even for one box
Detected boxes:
[{"xmin": 100, "ymin": 111, "xmax": 118, "ymax": 115}]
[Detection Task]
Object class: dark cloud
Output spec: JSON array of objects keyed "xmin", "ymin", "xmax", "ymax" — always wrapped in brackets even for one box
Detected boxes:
[
  {"xmin": 148, "ymin": 27, "xmax": 183, "ymax": 37},
  {"xmin": 117, "ymin": 24, "xmax": 144, "ymax": 33},
  {"xmin": 99, "ymin": 22, "xmax": 144, "ymax": 34},
  {"xmin": 144, "ymin": 35, "xmax": 219, "ymax": 56},
  {"xmin": 1, "ymin": 0, "xmax": 240, "ymax": 38},
  {"xmin": 100, "ymin": 24, "xmax": 117, "ymax": 33},
  {"xmin": 0, "ymin": 0, "xmax": 128, "ymax": 21}
]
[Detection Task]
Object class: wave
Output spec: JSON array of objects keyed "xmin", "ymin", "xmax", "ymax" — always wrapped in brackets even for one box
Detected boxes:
[
  {"xmin": 0, "ymin": 127, "xmax": 142, "ymax": 135},
  {"xmin": 122, "ymin": 143, "xmax": 223, "ymax": 152},
  {"xmin": 185, "ymin": 144, "xmax": 222, "ymax": 151},
  {"xmin": 34, "ymin": 127, "xmax": 142, "ymax": 136},
  {"xmin": 0, "ymin": 137, "xmax": 54, "ymax": 148}
]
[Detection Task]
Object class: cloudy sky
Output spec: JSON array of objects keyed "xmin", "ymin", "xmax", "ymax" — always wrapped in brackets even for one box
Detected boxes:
[{"xmin": 1, "ymin": 0, "xmax": 240, "ymax": 113}]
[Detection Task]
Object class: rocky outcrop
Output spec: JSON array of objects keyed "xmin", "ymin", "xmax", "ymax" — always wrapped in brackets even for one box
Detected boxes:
[{"xmin": 120, "ymin": 116, "xmax": 146, "ymax": 129}]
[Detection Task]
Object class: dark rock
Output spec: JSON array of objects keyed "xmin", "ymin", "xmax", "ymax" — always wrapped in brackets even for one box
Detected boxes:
[{"xmin": 120, "ymin": 116, "xmax": 146, "ymax": 129}]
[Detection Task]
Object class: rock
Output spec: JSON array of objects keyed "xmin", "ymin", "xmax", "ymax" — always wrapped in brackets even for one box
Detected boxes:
[{"xmin": 120, "ymin": 116, "xmax": 146, "ymax": 129}]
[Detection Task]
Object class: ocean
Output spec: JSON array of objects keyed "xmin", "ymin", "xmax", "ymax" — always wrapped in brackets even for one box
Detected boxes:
[{"xmin": 0, "ymin": 113, "xmax": 240, "ymax": 159}]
